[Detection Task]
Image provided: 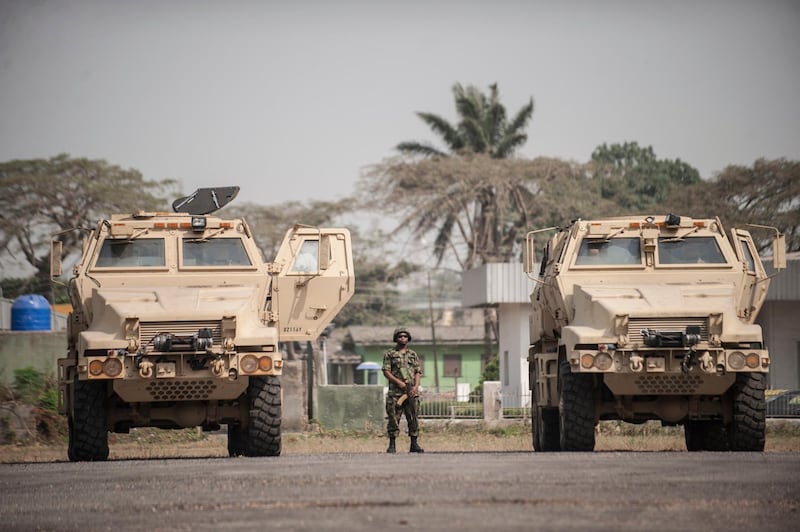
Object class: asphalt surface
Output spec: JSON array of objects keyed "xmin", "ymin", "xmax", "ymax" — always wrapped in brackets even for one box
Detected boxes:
[{"xmin": 1, "ymin": 451, "xmax": 799, "ymax": 531}]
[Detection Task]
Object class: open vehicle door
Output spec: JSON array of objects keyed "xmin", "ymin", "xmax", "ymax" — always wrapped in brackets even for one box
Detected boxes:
[
  {"xmin": 730, "ymin": 228, "xmax": 769, "ymax": 322},
  {"xmin": 270, "ymin": 226, "xmax": 355, "ymax": 341}
]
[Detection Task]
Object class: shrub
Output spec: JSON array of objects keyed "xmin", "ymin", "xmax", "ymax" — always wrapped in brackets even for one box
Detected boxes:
[{"xmin": 12, "ymin": 367, "xmax": 58, "ymax": 412}]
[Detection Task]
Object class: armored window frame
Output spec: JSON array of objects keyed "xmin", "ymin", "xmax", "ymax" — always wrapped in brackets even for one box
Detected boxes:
[
  {"xmin": 655, "ymin": 236, "xmax": 728, "ymax": 267},
  {"xmin": 179, "ymin": 237, "xmax": 256, "ymax": 269},
  {"xmin": 572, "ymin": 237, "xmax": 643, "ymax": 268},
  {"xmin": 92, "ymin": 237, "xmax": 168, "ymax": 270}
]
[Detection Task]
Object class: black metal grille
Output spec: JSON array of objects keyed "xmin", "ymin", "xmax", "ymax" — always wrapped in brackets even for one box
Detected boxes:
[
  {"xmin": 628, "ymin": 317, "xmax": 708, "ymax": 345},
  {"xmin": 140, "ymin": 321, "xmax": 222, "ymax": 353}
]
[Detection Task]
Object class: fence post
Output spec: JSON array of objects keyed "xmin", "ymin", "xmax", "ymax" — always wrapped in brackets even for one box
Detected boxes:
[{"xmin": 483, "ymin": 381, "xmax": 501, "ymax": 421}]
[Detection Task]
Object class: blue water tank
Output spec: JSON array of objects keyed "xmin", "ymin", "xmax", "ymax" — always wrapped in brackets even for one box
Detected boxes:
[{"xmin": 11, "ymin": 294, "xmax": 51, "ymax": 331}]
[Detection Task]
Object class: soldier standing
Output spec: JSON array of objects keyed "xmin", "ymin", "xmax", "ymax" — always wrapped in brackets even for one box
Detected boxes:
[{"xmin": 382, "ymin": 327, "xmax": 424, "ymax": 454}]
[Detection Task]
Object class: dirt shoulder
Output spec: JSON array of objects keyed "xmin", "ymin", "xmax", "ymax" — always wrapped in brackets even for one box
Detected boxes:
[{"xmin": 2, "ymin": 420, "xmax": 798, "ymax": 463}]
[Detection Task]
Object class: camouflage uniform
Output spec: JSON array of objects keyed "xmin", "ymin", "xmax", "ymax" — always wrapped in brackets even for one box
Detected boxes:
[{"xmin": 383, "ymin": 346, "xmax": 422, "ymax": 438}]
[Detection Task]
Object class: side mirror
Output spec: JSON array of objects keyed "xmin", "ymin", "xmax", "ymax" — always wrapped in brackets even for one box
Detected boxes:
[
  {"xmin": 51, "ymin": 240, "xmax": 63, "ymax": 279},
  {"xmin": 773, "ymin": 233, "xmax": 786, "ymax": 270},
  {"xmin": 523, "ymin": 227, "xmax": 558, "ymax": 274},
  {"xmin": 523, "ymin": 232, "xmax": 536, "ymax": 274}
]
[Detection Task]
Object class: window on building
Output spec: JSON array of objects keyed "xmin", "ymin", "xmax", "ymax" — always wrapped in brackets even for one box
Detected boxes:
[
  {"xmin": 417, "ymin": 354, "xmax": 425, "ymax": 376},
  {"xmin": 443, "ymin": 354, "xmax": 462, "ymax": 378}
]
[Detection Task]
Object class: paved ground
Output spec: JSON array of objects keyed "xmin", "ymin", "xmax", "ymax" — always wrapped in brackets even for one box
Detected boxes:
[{"xmin": 1, "ymin": 451, "xmax": 799, "ymax": 531}]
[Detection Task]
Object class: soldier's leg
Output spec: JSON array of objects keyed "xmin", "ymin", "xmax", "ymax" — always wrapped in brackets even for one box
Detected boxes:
[
  {"xmin": 407, "ymin": 398, "xmax": 424, "ymax": 453},
  {"xmin": 404, "ymin": 399, "xmax": 419, "ymax": 437},
  {"xmin": 385, "ymin": 394, "xmax": 400, "ymax": 453}
]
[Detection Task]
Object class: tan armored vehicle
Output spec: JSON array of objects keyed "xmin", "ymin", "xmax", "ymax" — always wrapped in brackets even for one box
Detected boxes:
[
  {"xmin": 523, "ymin": 214, "xmax": 785, "ymax": 451},
  {"xmin": 51, "ymin": 188, "xmax": 354, "ymax": 461}
]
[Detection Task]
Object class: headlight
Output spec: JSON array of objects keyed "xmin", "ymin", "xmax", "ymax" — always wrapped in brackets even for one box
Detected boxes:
[
  {"xmin": 240, "ymin": 355, "xmax": 258, "ymax": 373},
  {"xmin": 728, "ymin": 351, "xmax": 746, "ymax": 370},
  {"xmin": 745, "ymin": 353, "xmax": 760, "ymax": 369},
  {"xmin": 594, "ymin": 352, "xmax": 613, "ymax": 371},
  {"xmin": 103, "ymin": 358, "xmax": 123, "ymax": 377}
]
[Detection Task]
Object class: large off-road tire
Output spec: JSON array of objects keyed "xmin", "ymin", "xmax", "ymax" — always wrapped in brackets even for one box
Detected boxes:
[
  {"xmin": 558, "ymin": 361, "xmax": 595, "ymax": 452},
  {"xmin": 728, "ymin": 372, "xmax": 766, "ymax": 451},
  {"xmin": 684, "ymin": 420, "xmax": 729, "ymax": 451},
  {"xmin": 534, "ymin": 407, "xmax": 560, "ymax": 451},
  {"xmin": 68, "ymin": 376, "xmax": 109, "ymax": 462},
  {"xmin": 242, "ymin": 375, "xmax": 281, "ymax": 457}
]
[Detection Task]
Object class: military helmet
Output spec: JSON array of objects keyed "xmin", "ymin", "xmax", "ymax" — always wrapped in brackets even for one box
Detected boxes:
[{"xmin": 393, "ymin": 327, "xmax": 412, "ymax": 342}]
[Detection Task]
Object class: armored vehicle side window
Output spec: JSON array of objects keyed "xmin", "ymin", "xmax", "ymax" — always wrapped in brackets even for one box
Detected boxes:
[
  {"xmin": 739, "ymin": 238, "xmax": 756, "ymax": 272},
  {"xmin": 575, "ymin": 238, "xmax": 641, "ymax": 266},
  {"xmin": 291, "ymin": 240, "xmax": 319, "ymax": 273},
  {"xmin": 182, "ymin": 238, "xmax": 252, "ymax": 267},
  {"xmin": 95, "ymin": 238, "xmax": 166, "ymax": 268},
  {"xmin": 658, "ymin": 237, "xmax": 726, "ymax": 265}
]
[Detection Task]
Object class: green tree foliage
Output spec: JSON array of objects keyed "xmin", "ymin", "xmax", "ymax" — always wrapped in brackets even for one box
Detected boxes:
[
  {"xmin": 0, "ymin": 276, "xmax": 70, "ymax": 303},
  {"xmin": 0, "ymin": 154, "xmax": 175, "ymax": 289},
  {"xmin": 396, "ymin": 83, "xmax": 534, "ymax": 159},
  {"xmin": 665, "ymin": 158, "xmax": 800, "ymax": 252},
  {"xmin": 333, "ymin": 255, "xmax": 425, "ymax": 327},
  {"xmin": 591, "ymin": 141, "xmax": 701, "ymax": 212}
]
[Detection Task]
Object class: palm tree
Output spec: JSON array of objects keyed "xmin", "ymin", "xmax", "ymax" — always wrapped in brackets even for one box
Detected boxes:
[
  {"xmin": 385, "ymin": 83, "xmax": 535, "ymax": 269},
  {"xmin": 396, "ymin": 83, "xmax": 533, "ymax": 159},
  {"xmin": 364, "ymin": 83, "xmax": 535, "ymax": 372}
]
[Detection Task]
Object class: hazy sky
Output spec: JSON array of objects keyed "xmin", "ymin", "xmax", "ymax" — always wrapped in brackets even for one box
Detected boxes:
[{"xmin": 1, "ymin": 0, "xmax": 798, "ymax": 206}]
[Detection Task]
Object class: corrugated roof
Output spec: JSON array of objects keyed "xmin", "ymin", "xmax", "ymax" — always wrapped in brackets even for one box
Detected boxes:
[
  {"xmin": 347, "ymin": 325, "xmax": 485, "ymax": 345},
  {"xmin": 765, "ymin": 252, "xmax": 800, "ymax": 301}
]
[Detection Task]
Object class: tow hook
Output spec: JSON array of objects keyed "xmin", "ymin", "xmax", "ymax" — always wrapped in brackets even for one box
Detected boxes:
[
  {"xmin": 630, "ymin": 354, "xmax": 643, "ymax": 372},
  {"xmin": 138, "ymin": 359, "xmax": 154, "ymax": 379},
  {"xmin": 698, "ymin": 351, "xmax": 714, "ymax": 372},
  {"xmin": 211, "ymin": 358, "xmax": 226, "ymax": 378}
]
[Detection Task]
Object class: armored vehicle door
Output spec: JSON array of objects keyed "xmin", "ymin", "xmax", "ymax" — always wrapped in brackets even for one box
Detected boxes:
[
  {"xmin": 730, "ymin": 228, "xmax": 769, "ymax": 322},
  {"xmin": 271, "ymin": 226, "xmax": 354, "ymax": 341}
]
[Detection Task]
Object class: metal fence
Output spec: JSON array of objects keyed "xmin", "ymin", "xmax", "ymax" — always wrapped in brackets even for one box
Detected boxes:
[
  {"xmin": 418, "ymin": 390, "xmax": 483, "ymax": 419},
  {"xmin": 766, "ymin": 390, "xmax": 800, "ymax": 418},
  {"xmin": 417, "ymin": 389, "xmax": 531, "ymax": 420},
  {"xmin": 407, "ymin": 385, "xmax": 800, "ymax": 421}
]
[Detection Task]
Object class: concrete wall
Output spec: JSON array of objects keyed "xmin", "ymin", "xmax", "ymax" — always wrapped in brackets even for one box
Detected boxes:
[
  {"xmin": 281, "ymin": 360, "xmax": 307, "ymax": 432},
  {"xmin": 313, "ymin": 385, "xmax": 384, "ymax": 431},
  {"xmin": 0, "ymin": 331, "xmax": 66, "ymax": 384},
  {"xmin": 497, "ymin": 303, "xmax": 530, "ymax": 406}
]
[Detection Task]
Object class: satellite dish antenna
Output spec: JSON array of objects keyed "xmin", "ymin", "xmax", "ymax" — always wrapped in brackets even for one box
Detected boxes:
[{"xmin": 172, "ymin": 186, "xmax": 240, "ymax": 215}]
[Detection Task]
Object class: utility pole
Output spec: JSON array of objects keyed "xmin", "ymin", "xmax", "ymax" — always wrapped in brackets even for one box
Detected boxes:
[{"xmin": 427, "ymin": 270, "xmax": 440, "ymax": 391}]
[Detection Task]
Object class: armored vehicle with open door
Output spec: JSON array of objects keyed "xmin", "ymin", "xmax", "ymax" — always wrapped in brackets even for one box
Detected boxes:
[{"xmin": 52, "ymin": 188, "xmax": 354, "ymax": 460}]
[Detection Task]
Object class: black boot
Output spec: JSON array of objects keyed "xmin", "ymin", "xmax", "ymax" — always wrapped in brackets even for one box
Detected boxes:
[
  {"xmin": 386, "ymin": 437, "xmax": 396, "ymax": 454},
  {"xmin": 410, "ymin": 436, "xmax": 424, "ymax": 453}
]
